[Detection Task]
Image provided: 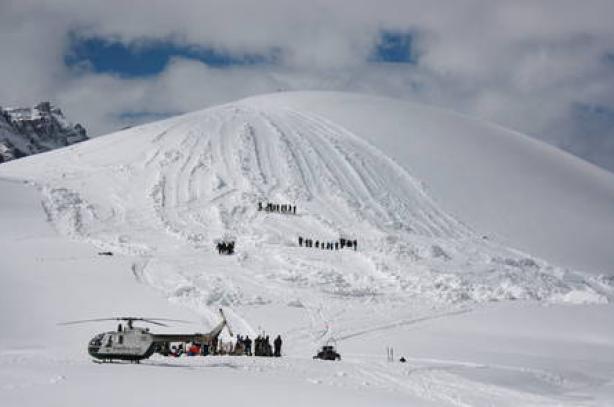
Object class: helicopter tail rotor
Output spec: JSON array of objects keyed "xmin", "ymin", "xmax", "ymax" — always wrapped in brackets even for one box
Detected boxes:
[{"xmin": 218, "ymin": 308, "xmax": 234, "ymax": 337}]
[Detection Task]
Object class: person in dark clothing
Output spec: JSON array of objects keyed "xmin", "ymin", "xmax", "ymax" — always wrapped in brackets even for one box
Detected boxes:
[
  {"xmin": 315, "ymin": 241, "xmax": 319, "ymax": 248},
  {"xmin": 298, "ymin": 236, "xmax": 303, "ymax": 247},
  {"xmin": 254, "ymin": 336, "xmax": 261, "ymax": 356},
  {"xmin": 353, "ymin": 239, "xmax": 357, "ymax": 251},
  {"xmin": 258, "ymin": 335, "xmax": 266, "ymax": 356},
  {"xmin": 340, "ymin": 238, "xmax": 346, "ymax": 249},
  {"xmin": 293, "ymin": 205, "xmax": 296, "ymax": 214},
  {"xmin": 265, "ymin": 336, "xmax": 272, "ymax": 356},
  {"xmin": 244, "ymin": 335, "xmax": 252, "ymax": 356},
  {"xmin": 334, "ymin": 242, "xmax": 339, "ymax": 250},
  {"xmin": 273, "ymin": 335, "xmax": 282, "ymax": 357},
  {"xmin": 258, "ymin": 202, "xmax": 262, "ymax": 211}
]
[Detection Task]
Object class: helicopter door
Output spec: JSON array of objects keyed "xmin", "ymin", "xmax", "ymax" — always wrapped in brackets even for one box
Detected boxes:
[{"xmin": 105, "ymin": 334, "xmax": 113, "ymax": 347}]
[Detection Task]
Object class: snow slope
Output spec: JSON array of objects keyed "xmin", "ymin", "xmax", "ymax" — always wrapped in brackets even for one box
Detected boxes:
[
  {"xmin": 1, "ymin": 91, "xmax": 614, "ymax": 406},
  {"xmin": 243, "ymin": 92, "xmax": 614, "ymax": 276}
]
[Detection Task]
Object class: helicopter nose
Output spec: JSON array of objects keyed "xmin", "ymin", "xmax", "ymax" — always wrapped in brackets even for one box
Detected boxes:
[{"xmin": 88, "ymin": 345, "xmax": 99, "ymax": 354}]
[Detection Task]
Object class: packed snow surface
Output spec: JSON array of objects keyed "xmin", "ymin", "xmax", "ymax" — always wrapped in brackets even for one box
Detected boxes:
[{"xmin": 1, "ymin": 91, "xmax": 613, "ymax": 406}]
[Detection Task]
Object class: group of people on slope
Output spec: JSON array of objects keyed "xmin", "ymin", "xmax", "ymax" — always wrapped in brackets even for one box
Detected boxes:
[
  {"xmin": 216, "ymin": 240, "xmax": 235, "ymax": 255},
  {"xmin": 298, "ymin": 236, "xmax": 357, "ymax": 251},
  {"xmin": 258, "ymin": 201, "xmax": 297, "ymax": 214}
]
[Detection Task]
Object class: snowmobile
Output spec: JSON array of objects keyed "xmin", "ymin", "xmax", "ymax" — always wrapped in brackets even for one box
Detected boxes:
[
  {"xmin": 60, "ymin": 309, "xmax": 232, "ymax": 363},
  {"xmin": 313, "ymin": 344, "xmax": 341, "ymax": 361}
]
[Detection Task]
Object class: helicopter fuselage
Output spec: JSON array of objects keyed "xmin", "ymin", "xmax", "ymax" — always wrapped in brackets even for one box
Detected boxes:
[{"xmin": 88, "ymin": 328, "xmax": 157, "ymax": 361}]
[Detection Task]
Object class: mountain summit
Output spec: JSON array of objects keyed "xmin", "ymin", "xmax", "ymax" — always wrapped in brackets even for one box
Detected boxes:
[{"xmin": 0, "ymin": 101, "xmax": 88, "ymax": 162}]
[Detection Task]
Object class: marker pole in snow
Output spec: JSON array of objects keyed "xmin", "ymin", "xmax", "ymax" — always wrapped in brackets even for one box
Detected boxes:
[{"xmin": 386, "ymin": 346, "xmax": 394, "ymax": 362}]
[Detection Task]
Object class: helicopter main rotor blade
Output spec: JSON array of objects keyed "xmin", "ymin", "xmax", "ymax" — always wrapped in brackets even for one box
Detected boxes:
[
  {"xmin": 58, "ymin": 317, "xmax": 192, "ymax": 326},
  {"xmin": 58, "ymin": 318, "xmax": 123, "ymax": 325},
  {"xmin": 136, "ymin": 318, "xmax": 192, "ymax": 323},
  {"xmin": 138, "ymin": 319, "xmax": 168, "ymax": 327}
]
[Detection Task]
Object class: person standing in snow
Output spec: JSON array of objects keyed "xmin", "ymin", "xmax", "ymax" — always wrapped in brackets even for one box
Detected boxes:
[
  {"xmin": 244, "ymin": 335, "xmax": 252, "ymax": 356},
  {"xmin": 353, "ymin": 239, "xmax": 357, "ymax": 251},
  {"xmin": 265, "ymin": 335, "xmax": 272, "ymax": 356},
  {"xmin": 298, "ymin": 236, "xmax": 303, "ymax": 247},
  {"xmin": 256, "ymin": 336, "xmax": 262, "ymax": 356},
  {"xmin": 274, "ymin": 335, "xmax": 282, "ymax": 357}
]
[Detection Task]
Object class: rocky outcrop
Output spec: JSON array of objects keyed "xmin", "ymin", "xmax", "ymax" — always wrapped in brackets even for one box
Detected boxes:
[{"xmin": 0, "ymin": 102, "xmax": 88, "ymax": 163}]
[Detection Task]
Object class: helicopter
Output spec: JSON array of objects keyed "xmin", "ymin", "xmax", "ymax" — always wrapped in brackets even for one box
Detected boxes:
[{"xmin": 60, "ymin": 308, "xmax": 232, "ymax": 363}]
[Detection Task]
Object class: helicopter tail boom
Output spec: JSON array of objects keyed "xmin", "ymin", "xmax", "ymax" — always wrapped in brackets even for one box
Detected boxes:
[{"xmin": 151, "ymin": 309, "xmax": 231, "ymax": 345}]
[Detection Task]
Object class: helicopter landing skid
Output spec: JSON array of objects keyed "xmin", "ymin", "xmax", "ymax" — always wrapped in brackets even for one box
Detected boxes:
[{"xmin": 92, "ymin": 359, "xmax": 140, "ymax": 364}]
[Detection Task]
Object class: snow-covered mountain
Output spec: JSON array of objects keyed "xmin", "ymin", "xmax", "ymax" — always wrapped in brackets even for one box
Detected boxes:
[
  {"xmin": 1, "ymin": 92, "xmax": 613, "ymax": 406},
  {"xmin": 0, "ymin": 101, "xmax": 88, "ymax": 162}
]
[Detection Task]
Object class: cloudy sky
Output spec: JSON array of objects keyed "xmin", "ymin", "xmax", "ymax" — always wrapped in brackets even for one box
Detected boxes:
[{"xmin": 2, "ymin": 0, "xmax": 614, "ymax": 171}]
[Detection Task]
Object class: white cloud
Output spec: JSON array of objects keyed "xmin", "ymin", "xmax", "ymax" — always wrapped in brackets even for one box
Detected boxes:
[{"xmin": 1, "ymin": 0, "xmax": 614, "ymax": 171}]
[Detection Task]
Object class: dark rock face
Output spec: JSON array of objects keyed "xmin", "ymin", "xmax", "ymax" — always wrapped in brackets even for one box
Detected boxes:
[{"xmin": 0, "ymin": 102, "xmax": 88, "ymax": 163}]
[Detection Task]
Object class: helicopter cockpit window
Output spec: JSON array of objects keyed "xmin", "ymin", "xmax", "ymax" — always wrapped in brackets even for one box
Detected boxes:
[
  {"xmin": 89, "ymin": 333, "xmax": 104, "ymax": 346},
  {"xmin": 106, "ymin": 335, "xmax": 113, "ymax": 347}
]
